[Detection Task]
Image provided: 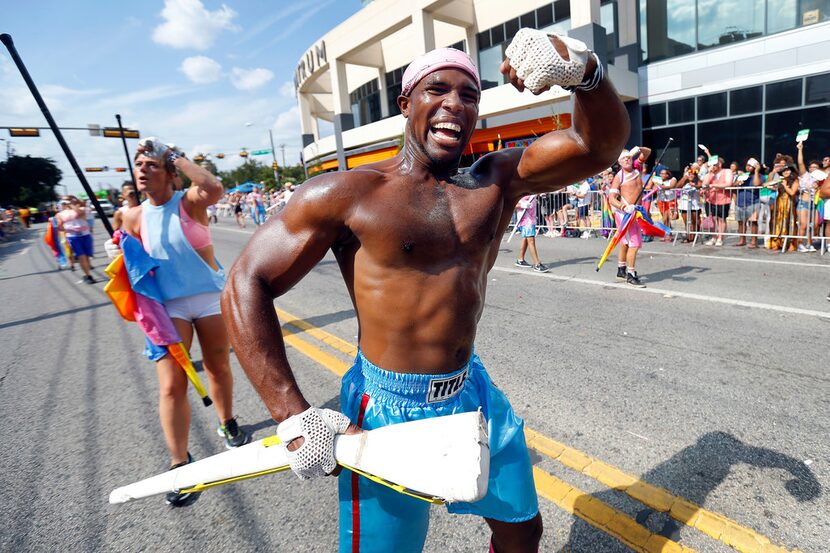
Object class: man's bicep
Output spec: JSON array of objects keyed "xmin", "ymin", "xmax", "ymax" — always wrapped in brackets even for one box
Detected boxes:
[
  {"xmin": 514, "ymin": 130, "xmax": 593, "ymax": 192},
  {"xmin": 239, "ymin": 204, "xmax": 342, "ymax": 298}
]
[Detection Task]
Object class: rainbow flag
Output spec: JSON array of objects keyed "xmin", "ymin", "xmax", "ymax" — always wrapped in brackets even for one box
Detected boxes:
[
  {"xmin": 601, "ymin": 193, "xmax": 614, "ymax": 238},
  {"xmin": 43, "ymin": 217, "xmax": 68, "ymax": 268},
  {"xmin": 104, "ymin": 233, "xmax": 212, "ymax": 406}
]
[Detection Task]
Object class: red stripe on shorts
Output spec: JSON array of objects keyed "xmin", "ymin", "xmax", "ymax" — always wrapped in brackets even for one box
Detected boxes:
[{"xmin": 351, "ymin": 393, "xmax": 370, "ymax": 553}]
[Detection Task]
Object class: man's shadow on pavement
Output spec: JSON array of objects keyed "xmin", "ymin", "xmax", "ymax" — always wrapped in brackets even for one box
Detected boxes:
[{"xmin": 558, "ymin": 431, "xmax": 820, "ymax": 552}]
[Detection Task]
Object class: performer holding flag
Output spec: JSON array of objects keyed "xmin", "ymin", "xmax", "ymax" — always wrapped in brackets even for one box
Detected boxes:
[
  {"xmin": 608, "ymin": 147, "xmax": 650, "ymax": 287},
  {"xmin": 223, "ymin": 28, "xmax": 628, "ymax": 553},
  {"xmin": 106, "ymin": 137, "xmax": 250, "ymax": 507}
]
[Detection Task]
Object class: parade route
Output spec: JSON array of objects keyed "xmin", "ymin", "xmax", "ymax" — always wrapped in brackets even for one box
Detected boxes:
[{"xmin": 1, "ymin": 223, "xmax": 826, "ymax": 552}]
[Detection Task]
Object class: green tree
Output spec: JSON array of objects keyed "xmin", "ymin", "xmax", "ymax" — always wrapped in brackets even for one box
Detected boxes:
[{"xmin": 0, "ymin": 155, "xmax": 62, "ymax": 206}]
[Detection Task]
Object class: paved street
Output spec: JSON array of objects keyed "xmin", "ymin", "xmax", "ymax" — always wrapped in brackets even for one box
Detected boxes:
[{"xmin": 0, "ymin": 219, "xmax": 827, "ymax": 553}]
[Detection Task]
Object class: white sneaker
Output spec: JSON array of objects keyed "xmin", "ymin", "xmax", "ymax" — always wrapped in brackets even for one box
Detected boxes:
[
  {"xmin": 704, "ymin": 238, "xmax": 715, "ymax": 246},
  {"xmin": 808, "ymin": 245, "xmax": 817, "ymax": 252},
  {"xmin": 715, "ymin": 239, "xmax": 723, "ymax": 246},
  {"xmin": 580, "ymin": 231, "xmax": 591, "ymax": 239},
  {"xmin": 798, "ymin": 244, "xmax": 809, "ymax": 253}
]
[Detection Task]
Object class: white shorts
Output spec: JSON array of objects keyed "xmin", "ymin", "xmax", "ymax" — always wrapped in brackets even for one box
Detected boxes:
[
  {"xmin": 824, "ymin": 201, "xmax": 830, "ymax": 220},
  {"xmin": 164, "ymin": 291, "xmax": 222, "ymax": 322}
]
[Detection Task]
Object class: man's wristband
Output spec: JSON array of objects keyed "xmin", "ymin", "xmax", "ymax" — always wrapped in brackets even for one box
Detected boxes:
[
  {"xmin": 562, "ymin": 52, "xmax": 604, "ymax": 93},
  {"xmin": 167, "ymin": 151, "xmax": 180, "ymax": 165}
]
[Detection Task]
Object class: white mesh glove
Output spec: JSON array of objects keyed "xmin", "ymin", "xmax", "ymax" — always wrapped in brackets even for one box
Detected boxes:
[
  {"xmin": 505, "ymin": 28, "xmax": 589, "ymax": 94},
  {"xmin": 277, "ymin": 407, "xmax": 351, "ymax": 480},
  {"xmin": 104, "ymin": 238, "xmax": 121, "ymax": 259}
]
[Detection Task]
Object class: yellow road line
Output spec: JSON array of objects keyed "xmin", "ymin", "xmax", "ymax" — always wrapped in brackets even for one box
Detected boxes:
[
  {"xmin": 277, "ymin": 306, "xmax": 800, "ymax": 553},
  {"xmin": 524, "ymin": 431, "xmax": 799, "ymax": 553}
]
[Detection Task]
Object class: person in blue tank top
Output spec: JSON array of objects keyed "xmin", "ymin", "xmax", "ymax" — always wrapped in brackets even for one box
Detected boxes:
[{"xmin": 109, "ymin": 137, "xmax": 250, "ymax": 507}]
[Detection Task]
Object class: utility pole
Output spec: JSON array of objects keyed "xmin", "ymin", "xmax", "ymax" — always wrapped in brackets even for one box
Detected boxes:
[{"xmin": 280, "ymin": 144, "xmax": 286, "ymax": 168}]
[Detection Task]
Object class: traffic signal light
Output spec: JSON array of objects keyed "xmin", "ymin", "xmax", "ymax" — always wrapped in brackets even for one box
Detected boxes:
[
  {"xmin": 85, "ymin": 167, "xmax": 105, "ymax": 172},
  {"xmin": 9, "ymin": 127, "xmax": 39, "ymax": 137},
  {"xmin": 215, "ymin": 153, "xmax": 225, "ymax": 159},
  {"xmin": 102, "ymin": 127, "xmax": 140, "ymax": 139},
  {"xmin": 272, "ymin": 161, "xmax": 278, "ymax": 170},
  {"xmin": 115, "ymin": 167, "xmax": 127, "ymax": 172},
  {"xmin": 193, "ymin": 154, "xmax": 205, "ymax": 162},
  {"xmin": 239, "ymin": 150, "xmax": 249, "ymax": 158}
]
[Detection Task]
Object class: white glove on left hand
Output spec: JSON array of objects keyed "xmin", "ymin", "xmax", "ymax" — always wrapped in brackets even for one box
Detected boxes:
[
  {"xmin": 104, "ymin": 238, "xmax": 121, "ymax": 259},
  {"xmin": 504, "ymin": 28, "xmax": 589, "ymax": 94},
  {"xmin": 277, "ymin": 407, "xmax": 351, "ymax": 480}
]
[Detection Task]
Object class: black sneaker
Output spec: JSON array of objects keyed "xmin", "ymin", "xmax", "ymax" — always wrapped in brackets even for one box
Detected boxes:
[
  {"xmin": 165, "ymin": 453, "xmax": 201, "ymax": 507},
  {"xmin": 514, "ymin": 259, "xmax": 531, "ymax": 268},
  {"xmin": 219, "ymin": 417, "xmax": 251, "ymax": 449},
  {"xmin": 626, "ymin": 271, "xmax": 646, "ymax": 288},
  {"xmin": 83, "ymin": 275, "xmax": 96, "ymax": 284},
  {"xmin": 616, "ymin": 266, "xmax": 627, "ymax": 280},
  {"xmin": 533, "ymin": 264, "xmax": 550, "ymax": 273}
]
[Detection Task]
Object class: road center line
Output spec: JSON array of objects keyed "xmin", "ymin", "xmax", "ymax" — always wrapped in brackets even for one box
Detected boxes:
[
  {"xmin": 276, "ymin": 306, "xmax": 800, "ymax": 553},
  {"xmin": 492, "ymin": 266, "xmax": 830, "ymax": 319}
]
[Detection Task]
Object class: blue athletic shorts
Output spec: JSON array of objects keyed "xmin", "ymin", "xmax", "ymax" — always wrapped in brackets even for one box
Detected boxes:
[
  {"xmin": 338, "ymin": 350, "xmax": 538, "ymax": 553},
  {"xmin": 67, "ymin": 234, "xmax": 93, "ymax": 257},
  {"xmin": 519, "ymin": 224, "xmax": 536, "ymax": 238}
]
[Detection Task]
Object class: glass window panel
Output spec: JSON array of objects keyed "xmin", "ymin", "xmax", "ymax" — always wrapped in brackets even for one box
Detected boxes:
[
  {"xmin": 730, "ymin": 86, "xmax": 762, "ymax": 115},
  {"xmin": 520, "ymin": 11, "xmax": 535, "ymax": 29},
  {"xmin": 697, "ymin": 0, "xmax": 765, "ymax": 50},
  {"xmin": 698, "ymin": 92, "xmax": 727, "ymax": 119},
  {"xmin": 479, "ymin": 45, "xmax": 505, "ymax": 90},
  {"xmin": 669, "ymin": 98, "xmax": 695, "ymax": 123},
  {"xmin": 554, "ymin": 0, "xmax": 570, "ymax": 20},
  {"xmin": 477, "ymin": 30, "xmax": 491, "ymax": 50},
  {"xmin": 367, "ymin": 92, "xmax": 381, "ymax": 124},
  {"xmin": 642, "ymin": 103, "xmax": 666, "ymax": 128},
  {"xmin": 800, "ymin": 0, "xmax": 830, "ymax": 25},
  {"xmin": 600, "ymin": 2, "xmax": 615, "ymax": 34},
  {"xmin": 767, "ymin": 0, "xmax": 797, "ymax": 33},
  {"xmin": 765, "ymin": 107, "xmax": 830, "ymax": 163},
  {"xmin": 505, "ymin": 18, "xmax": 520, "ymax": 41},
  {"xmin": 351, "ymin": 101, "xmax": 361, "ymax": 127},
  {"xmin": 698, "ymin": 116, "xmax": 762, "ymax": 167},
  {"xmin": 540, "ymin": 19, "xmax": 570, "ymax": 34},
  {"xmin": 806, "ymin": 73, "xmax": 830, "ymax": 104},
  {"xmin": 766, "ymin": 79, "xmax": 802, "ymax": 110},
  {"xmin": 491, "ymin": 24, "xmax": 505, "ymax": 45},
  {"xmin": 387, "ymin": 84, "xmax": 402, "ymax": 117},
  {"xmin": 642, "ymin": 124, "xmax": 694, "ymax": 174},
  {"xmin": 645, "ymin": 0, "xmax": 696, "ymax": 63},
  {"xmin": 537, "ymin": 4, "xmax": 554, "ymax": 28}
]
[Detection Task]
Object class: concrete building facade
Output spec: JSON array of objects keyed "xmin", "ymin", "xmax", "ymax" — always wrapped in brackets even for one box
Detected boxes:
[{"xmin": 295, "ymin": 0, "xmax": 830, "ymax": 174}]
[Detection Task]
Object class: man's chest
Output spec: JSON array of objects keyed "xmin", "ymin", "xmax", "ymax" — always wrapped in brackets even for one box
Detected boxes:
[{"xmin": 349, "ymin": 184, "xmax": 505, "ymax": 260}]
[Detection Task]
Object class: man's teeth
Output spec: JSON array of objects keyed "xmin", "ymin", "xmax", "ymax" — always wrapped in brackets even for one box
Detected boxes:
[{"xmin": 433, "ymin": 122, "xmax": 461, "ymax": 133}]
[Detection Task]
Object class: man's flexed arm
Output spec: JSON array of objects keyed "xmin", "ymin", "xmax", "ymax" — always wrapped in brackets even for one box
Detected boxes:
[
  {"xmin": 221, "ymin": 175, "xmax": 349, "ymax": 423},
  {"xmin": 498, "ymin": 30, "xmax": 629, "ymax": 195}
]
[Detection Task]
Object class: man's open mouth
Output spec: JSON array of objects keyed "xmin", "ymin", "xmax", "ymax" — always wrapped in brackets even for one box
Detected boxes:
[{"xmin": 429, "ymin": 121, "xmax": 462, "ymax": 146}]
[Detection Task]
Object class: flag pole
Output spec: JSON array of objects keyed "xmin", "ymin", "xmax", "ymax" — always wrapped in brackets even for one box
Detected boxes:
[{"xmin": 0, "ymin": 33, "xmax": 114, "ymax": 236}]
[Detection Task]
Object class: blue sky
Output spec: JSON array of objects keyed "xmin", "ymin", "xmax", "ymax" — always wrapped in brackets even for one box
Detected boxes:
[{"xmin": 0, "ymin": 0, "xmax": 363, "ymax": 194}]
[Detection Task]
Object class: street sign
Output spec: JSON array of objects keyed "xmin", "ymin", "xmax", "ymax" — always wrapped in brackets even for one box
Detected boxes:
[
  {"xmin": 103, "ymin": 127, "xmax": 140, "ymax": 139},
  {"xmin": 88, "ymin": 124, "xmax": 101, "ymax": 137},
  {"xmin": 251, "ymin": 149, "xmax": 272, "ymax": 155}
]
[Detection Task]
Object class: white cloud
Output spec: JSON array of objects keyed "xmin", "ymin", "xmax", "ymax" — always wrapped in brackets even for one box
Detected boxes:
[
  {"xmin": 180, "ymin": 56, "xmax": 222, "ymax": 84},
  {"xmin": 231, "ymin": 67, "xmax": 274, "ymax": 91},
  {"xmin": 272, "ymin": 106, "xmax": 300, "ymax": 135},
  {"xmin": 278, "ymin": 81, "xmax": 296, "ymax": 98},
  {"xmin": 152, "ymin": 0, "xmax": 237, "ymax": 50}
]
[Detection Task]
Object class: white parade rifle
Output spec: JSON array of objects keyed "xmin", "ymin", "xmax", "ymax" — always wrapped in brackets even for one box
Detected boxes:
[{"xmin": 109, "ymin": 411, "xmax": 490, "ymax": 505}]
